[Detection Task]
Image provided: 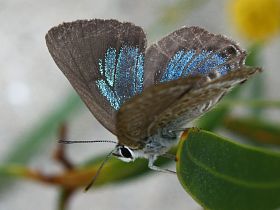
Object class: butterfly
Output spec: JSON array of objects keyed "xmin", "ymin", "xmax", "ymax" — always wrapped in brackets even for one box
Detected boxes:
[{"xmin": 45, "ymin": 19, "xmax": 261, "ymax": 189}]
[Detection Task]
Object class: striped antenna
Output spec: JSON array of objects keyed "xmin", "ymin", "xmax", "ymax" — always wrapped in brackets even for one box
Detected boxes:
[{"xmin": 58, "ymin": 140, "xmax": 117, "ymax": 144}]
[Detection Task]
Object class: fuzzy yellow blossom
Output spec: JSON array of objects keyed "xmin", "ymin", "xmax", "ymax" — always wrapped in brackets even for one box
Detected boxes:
[{"xmin": 228, "ymin": 0, "xmax": 280, "ymax": 42}]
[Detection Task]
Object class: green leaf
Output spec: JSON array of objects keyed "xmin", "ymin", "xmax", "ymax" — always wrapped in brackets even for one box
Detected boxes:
[
  {"xmin": 223, "ymin": 117, "xmax": 280, "ymax": 145},
  {"xmin": 176, "ymin": 129, "xmax": 280, "ymax": 210}
]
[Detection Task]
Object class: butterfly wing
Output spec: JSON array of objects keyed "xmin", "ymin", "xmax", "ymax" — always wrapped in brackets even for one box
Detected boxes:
[
  {"xmin": 149, "ymin": 66, "xmax": 262, "ymax": 134},
  {"xmin": 116, "ymin": 26, "xmax": 250, "ymax": 147},
  {"xmin": 117, "ymin": 67, "xmax": 261, "ymax": 148},
  {"xmin": 143, "ymin": 26, "xmax": 246, "ymax": 87},
  {"xmin": 46, "ymin": 19, "xmax": 146, "ymax": 134},
  {"xmin": 116, "ymin": 75, "xmax": 204, "ymax": 148}
]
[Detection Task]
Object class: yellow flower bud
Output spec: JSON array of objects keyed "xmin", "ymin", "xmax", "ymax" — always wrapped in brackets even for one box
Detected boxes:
[{"xmin": 228, "ymin": 0, "xmax": 280, "ymax": 42}]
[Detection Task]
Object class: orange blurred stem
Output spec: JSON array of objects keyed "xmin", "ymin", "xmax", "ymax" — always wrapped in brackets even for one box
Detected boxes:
[{"xmin": 53, "ymin": 123, "xmax": 74, "ymax": 170}]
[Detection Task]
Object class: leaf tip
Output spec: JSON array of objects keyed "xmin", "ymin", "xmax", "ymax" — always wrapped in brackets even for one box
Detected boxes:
[{"xmin": 180, "ymin": 127, "xmax": 201, "ymax": 141}]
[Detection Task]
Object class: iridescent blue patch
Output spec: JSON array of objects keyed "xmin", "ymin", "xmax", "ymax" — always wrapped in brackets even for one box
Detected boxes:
[
  {"xmin": 161, "ymin": 50, "xmax": 195, "ymax": 82},
  {"xmin": 96, "ymin": 45, "xmax": 144, "ymax": 110},
  {"xmin": 160, "ymin": 49, "xmax": 229, "ymax": 82},
  {"xmin": 195, "ymin": 52, "xmax": 230, "ymax": 76}
]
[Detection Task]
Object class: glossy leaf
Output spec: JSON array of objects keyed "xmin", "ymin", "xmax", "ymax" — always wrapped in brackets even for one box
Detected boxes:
[{"xmin": 176, "ymin": 128, "xmax": 280, "ymax": 210}]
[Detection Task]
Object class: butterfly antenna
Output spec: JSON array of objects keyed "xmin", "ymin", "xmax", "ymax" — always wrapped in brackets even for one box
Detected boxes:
[
  {"xmin": 84, "ymin": 148, "xmax": 116, "ymax": 192},
  {"xmin": 59, "ymin": 140, "xmax": 117, "ymax": 144}
]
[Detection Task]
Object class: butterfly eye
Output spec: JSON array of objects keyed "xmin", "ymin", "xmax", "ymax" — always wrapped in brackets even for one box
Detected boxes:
[{"xmin": 120, "ymin": 146, "xmax": 132, "ymax": 158}]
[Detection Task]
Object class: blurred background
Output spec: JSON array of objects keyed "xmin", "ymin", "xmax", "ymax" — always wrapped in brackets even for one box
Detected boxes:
[{"xmin": 0, "ymin": 0, "xmax": 279, "ymax": 210}]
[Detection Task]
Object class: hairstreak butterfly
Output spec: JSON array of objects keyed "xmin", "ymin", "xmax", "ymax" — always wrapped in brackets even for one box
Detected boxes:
[{"xmin": 45, "ymin": 19, "xmax": 261, "ymax": 190}]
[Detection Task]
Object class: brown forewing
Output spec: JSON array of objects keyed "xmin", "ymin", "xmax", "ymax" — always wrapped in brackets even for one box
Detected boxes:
[
  {"xmin": 116, "ymin": 75, "xmax": 206, "ymax": 149},
  {"xmin": 46, "ymin": 19, "xmax": 146, "ymax": 134},
  {"xmin": 116, "ymin": 66, "xmax": 261, "ymax": 148}
]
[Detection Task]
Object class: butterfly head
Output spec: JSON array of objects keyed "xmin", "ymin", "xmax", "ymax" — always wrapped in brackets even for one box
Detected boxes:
[{"xmin": 112, "ymin": 145, "xmax": 136, "ymax": 162}]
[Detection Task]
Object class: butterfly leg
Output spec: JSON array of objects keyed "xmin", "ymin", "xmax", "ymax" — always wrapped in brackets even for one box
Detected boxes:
[
  {"xmin": 160, "ymin": 153, "xmax": 176, "ymax": 161},
  {"xmin": 148, "ymin": 155, "xmax": 176, "ymax": 174}
]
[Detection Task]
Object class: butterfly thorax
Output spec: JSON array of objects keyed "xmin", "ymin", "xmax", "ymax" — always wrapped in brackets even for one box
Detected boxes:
[{"xmin": 141, "ymin": 130, "xmax": 179, "ymax": 156}]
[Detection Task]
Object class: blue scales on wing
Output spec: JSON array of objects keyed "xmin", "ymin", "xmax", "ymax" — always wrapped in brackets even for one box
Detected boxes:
[
  {"xmin": 115, "ymin": 26, "xmax": 249, "ymax": 142},
  {"xmin": 116, "ymin": 26, "xmax": 255, "ymax": 146},
  {"xmin": 143, "ymin": 26, "xmax": 246, "ymax": 87},
  {"xmin": 160, "ymin": 49, "xmax": 230, "ymax": 83},
  {"xmin": 96, "ymin": 46, "xmax": 144, "ymax": 110},
  {"xmin": 45, "ymin": 19, "xmax": 147, "ymax": 135}
]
